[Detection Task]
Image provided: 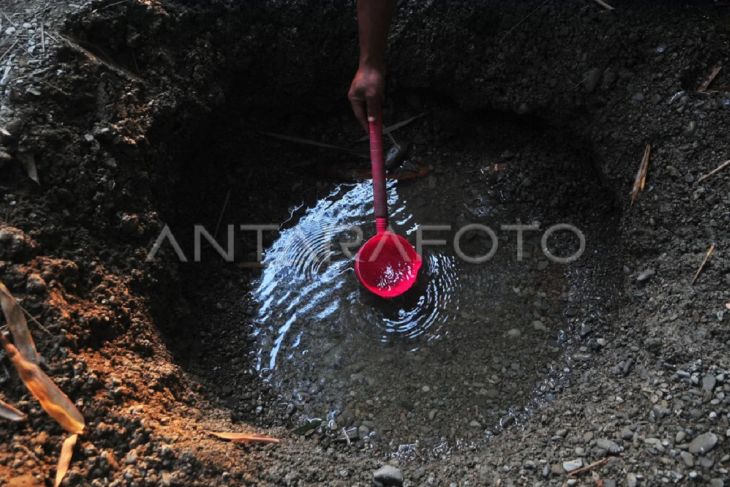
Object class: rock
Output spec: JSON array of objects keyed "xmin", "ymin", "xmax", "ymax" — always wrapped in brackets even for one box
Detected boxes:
[
  {"xmin": 0, "ymin": 226, "xmax": 39, "ymax": 261},
  {"xmin": 688, "ymin": 432, "xmax": 717, "ymax": 455},
  {"xmin": 702, "ymin": 374, "xmax": 717, "ymax": 392},
  {"xmin": 584, "ymin": 68, "xmax": 602, "ymax": 93},
  {"xmin": 627, "ymin": 473, "xmax": 638, "ymax": 487},
  {"xmin": 680, "ymin": 451, "xmax": 694, "ymax": 467},
  {"xmin": 532, "ymin": 320, "xmax": 547, "ymax": 331},
  {"xmin": 636, "ymin": 269, "xmax": 655, "ymax": 283},
  {"xmin": 596, "ymin": 438, "xmax": 622, "ymax": 454},
  {"xmin": 507, "ymin": 328, "xmax": 521, "ymax": 338},
  {"xmin": 373, "ymin": 465, "xmax": 403, "ymax": 487},
  {"xmin": 562, "ymin": 459, "xmax": 583, "ymax": 473},
  {"xmin": 469, "ymin": 420, "xmax": 482, "ymax": 428},
  {"xmin": 710, "ymin": 479, "xmax": 724, "ymax": 487},
  {"xmin": 25, "ymin": 274, "xmax": 47, "ymax": 294}
]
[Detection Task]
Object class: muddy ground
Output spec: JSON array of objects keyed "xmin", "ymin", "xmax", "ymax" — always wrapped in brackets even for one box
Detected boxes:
[{"xmin": 0, "ymin": 0, "xmax": 729, "ymax": 486}]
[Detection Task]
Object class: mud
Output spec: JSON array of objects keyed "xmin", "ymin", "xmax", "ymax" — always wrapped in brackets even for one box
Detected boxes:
[{"xmin": 0, "ymin": 1, "xmax": 729, "ymax": 486}]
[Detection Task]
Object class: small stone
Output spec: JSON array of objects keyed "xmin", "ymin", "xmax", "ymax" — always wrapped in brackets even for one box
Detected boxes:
[
  {"xmin": 689, "ymin": 432, "xmax": 717, "ymax": 455},
  {"xmin": 421, "ymin": 385, "xmax": 430, "ymax": 393},
  {"xmin": 702, "ymin": 374, "xmax": 717, "ymax": 392},
  {"xmin": 627, "ymin": 473, "xmax": 638, "ymax": 487},
  {"xmin": 683, "ymin": 120, "xmax": 696, "ymax": 136},
  {"xmin": 469, "ymin": 420, "xmax": 482, "ymax": 428},
  {"xmin": 26, "ymin": 274, "xmax": 47, "ymax": 294},
  {"xmin": 373, "ymin": 465, "xmax": 403, "ymax": 487},
  {"xmin": 710, "ymin": 479, "xmax": 724, "ymax": 487},
  {"xmin": 604, "ymin": 480, "xmax": 617, "ymax": 487},
  {"xmin": 507, "ymin": 328, "xmax": 521, "ymax": 338},
  {"xmin": 680, "ymin": 451, "xmax": 694, "ymax": 467},
  {"xmin": 676, "ymin": 431, "xmax": 686, "ymax": 443},
  {"xmin": 532, "ymin": 320, "xmax": 547, "ymax": 331},
  {"xmin": 562, "ymin": 459, "xmax": 583, "ymax": 473},
  {"xmin": 596, "ymin": 438, "xmax": 622, "ymax": 454},
  {"xmin": 620, "ymin": 427, "xmax": 633, "ymax": 440},
  {"xmin": 584, "ymin": 68, "xmax": 602, "ymax": 93},
  {"xmin": 636, "ymin": 269, "xmax": 655, "ymax": 283}
]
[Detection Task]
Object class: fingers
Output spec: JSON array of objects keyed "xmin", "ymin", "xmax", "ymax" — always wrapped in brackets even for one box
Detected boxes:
[
  {"xmin": 349, "ymin": 96, "xmax": 369, "ymax": 133},
  {"xmin": 365, "ymin": 93, "xmax": 382, "ymax": 124}
]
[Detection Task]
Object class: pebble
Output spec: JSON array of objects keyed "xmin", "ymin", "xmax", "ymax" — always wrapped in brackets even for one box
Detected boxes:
[
  {"xmin": 680, "ymin": 451, "xmax": 694, "ymax": 467},
  {"xmin": 562, "ymin": 459, "xmax": 583, "ymax": 473},
  {"xmin": 702, "ymin": 374, "xmax": 717, "ymax": 392},
  {"xmin": 636, "ymin": 269, "xmax": 655, "ymax": 283},
  {"xmin": 689, "ymin": 432, "xmax": 717, "ymax": 454},
  {"xmin": 627, "ymin": 473, "xmax": 638, "ymax": 487},
  {"xmin": 373, "ymin": 465, "xmax": 403, "ymax": 487},
  {"xmin": 596, "ymin": 438, "xmax": 622, "ymax": 454},
  {"xmin": 507, "ymin": 328, "xmax": 521, "ymax": 338},
  {"xmin": 469, "ymin": 420, "xmax": 482, "ymax": 428}
]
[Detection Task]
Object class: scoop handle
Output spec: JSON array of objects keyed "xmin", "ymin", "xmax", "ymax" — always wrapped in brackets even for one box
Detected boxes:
[{"xmin": 368, "ymin": 117, "xmax": 388, "ymax": 233}]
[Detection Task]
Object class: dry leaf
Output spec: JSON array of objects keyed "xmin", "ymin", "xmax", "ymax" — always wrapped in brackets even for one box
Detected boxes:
[
  {"xmin": 630, "ymin": 144, "xmax": 651, "ymax": 205},
  {"xmin": 1, "ymin": 338, "xmax": 85, "ymax": 434},
  {"xmin": 0, "ymin": 281, "xmax": 40, "ymax": 364},
  {"xmin": 207, "ymin": 431, "xmax": 280, "ymax": 444},
  {"xmin": 54, "ymin": 434, "xmax": 78, "ymax": 487},
  {"xmin": 0, "ymin": 397, "xmax": 27, "ymax": 422}
]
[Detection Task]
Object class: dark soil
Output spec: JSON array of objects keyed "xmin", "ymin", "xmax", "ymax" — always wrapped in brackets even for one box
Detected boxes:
[{"xmin": 0, "ymin": 0, "xmax": 729, "ymax": 486}]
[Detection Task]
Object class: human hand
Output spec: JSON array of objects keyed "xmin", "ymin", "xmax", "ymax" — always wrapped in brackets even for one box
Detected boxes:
[{"xmin": 348, "ymin": 65, "xmax": 385, "ymax": 132}]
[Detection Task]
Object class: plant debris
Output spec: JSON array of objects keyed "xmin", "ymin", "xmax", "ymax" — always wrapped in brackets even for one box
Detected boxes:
[
  {"xmin": 692, "ymin": 243, "xmax": 716, "ymax": 285},
  {"xmin": 630, "ymin": 144, "xmax": 651, "ymax": 205},
  {"xmin": 697, "ymin": 158, "xmax": 730, "ymax": 183},
  {"xmin": 259, "ymin": 131, "xmax": 367, "ymax": 158},
  {"xmin": 206, "ymin": 431, "xmax": 280, "ymax": 444},
  {"xmin": 54, "ymin": 433, "xmax": 78, "ymax": 487},
  {"xmin": 591, "ymin": 0, "xmax": 615, "ymax": 11},
  {"xmin": 0, "ymin": 336, "xmax": 85, "ymax": 434},
  {"xmin": 567, "ymin": 457, "xmax": 610, "ymax": 477},
  {"xmin": 698, "ymin": 64, "xmax": 722, "ymax": 92},
  {"xmin": 0, "ymin": 281, "xmax": 40, "ymax": 364},
  {"xmin": 0, "ymin": 397, "xmax": 27, "ymax": 422}
]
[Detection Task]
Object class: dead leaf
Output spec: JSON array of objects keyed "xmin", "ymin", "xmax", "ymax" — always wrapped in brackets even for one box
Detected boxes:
[
  {"xmin": 0, "ymin": 397, "xmax": 26, "ymax": 422},
  {"xmin": 17, "ymin": 153, "xmax": 39, "ymax": 185},
  {"xmin": 630, "ymin": 144, "xmax": 651, "ymax": 205},
  {"xmin": 207, "ymin": 430, "xmax": 280, "ymax": 444},
  {"xmin": 54, "ymin": 434, "xmax": 78, "ymax": 487},
  {"xmin": 0, "ymin": 337, "xmax": 85, "ymax": 434},
  {"xmin": 0, "ymin": 281, "xmax": 40, "ymax": 364}
]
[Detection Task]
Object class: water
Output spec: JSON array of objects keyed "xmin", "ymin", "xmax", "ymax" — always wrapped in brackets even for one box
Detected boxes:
[{"xmin": 250, "ymin": 153, "xmax": 573, "ymax": 449}]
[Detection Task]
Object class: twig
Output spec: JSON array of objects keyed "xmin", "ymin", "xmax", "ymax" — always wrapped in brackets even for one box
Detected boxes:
[
  {"xmin": 0, "ymin": 39, "xmax": 19, "ymax": 63},
  {"xmin": 499, "ymin": 0, "xmax": 550, "ymax": 43},
  {"xmin": 568, "ymin": 457, "xmax": 610, "ymax": 477},
  {"xmin": 692, "ymin": 243, "xmax": 715, "ymax": 285},
  {"xmin": 591, "ymin": 0, "xmax": 615, "ymax": 10},
  {"xmin": 259, "ymin": 131, "xmax": 367, "ymax": 158},
  {"xmin": 356, "ymin": 112, "xmax": 427, "ymax": 142},
  {"xmin": 698, "ymin": 65, "xmax": 722, "ymax": 93},
  {"xmin": 341, "ymin": 427, "xmax": 351, "ymax": 445},
  {"xmin": 698, "ymin": 159, "xmax": 730, "ymax": 183},
  {"xmin": 630, "ymin": 144, "xmax": 651, "ymax": 206},
  {"xmin": 40, "ymin": 24, "xmax": 45, "ymax": 55},
  {"xmin": 91, "ymin": 0, "xmax": 130, "ymax": 13},
  {"xmin": 56, "ymin": 33, "xmax": 143, "ymax": 83},
  {"xmin": 213, "ymin": 189, "xmax": 231, "ymax": 239}
]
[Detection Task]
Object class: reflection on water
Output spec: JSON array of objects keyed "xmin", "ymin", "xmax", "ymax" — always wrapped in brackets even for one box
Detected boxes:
[
  {"xmin": 249, "ymin": 160, "xmax": 569, "ymax": 450},
  {"xmin": 253, "ymin": 181, "xmax": 460, "ymax": 371}
]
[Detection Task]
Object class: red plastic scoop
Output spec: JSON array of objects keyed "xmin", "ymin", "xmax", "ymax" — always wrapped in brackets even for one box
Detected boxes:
[{"xmin": 355, "ymin": 117, "xmax": 422, "ymax": 298}]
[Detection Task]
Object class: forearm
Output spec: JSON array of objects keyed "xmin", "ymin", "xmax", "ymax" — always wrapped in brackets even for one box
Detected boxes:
[{"xmin": 356, "ymin": 0, "xmax": 395, "ymax": 70}]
